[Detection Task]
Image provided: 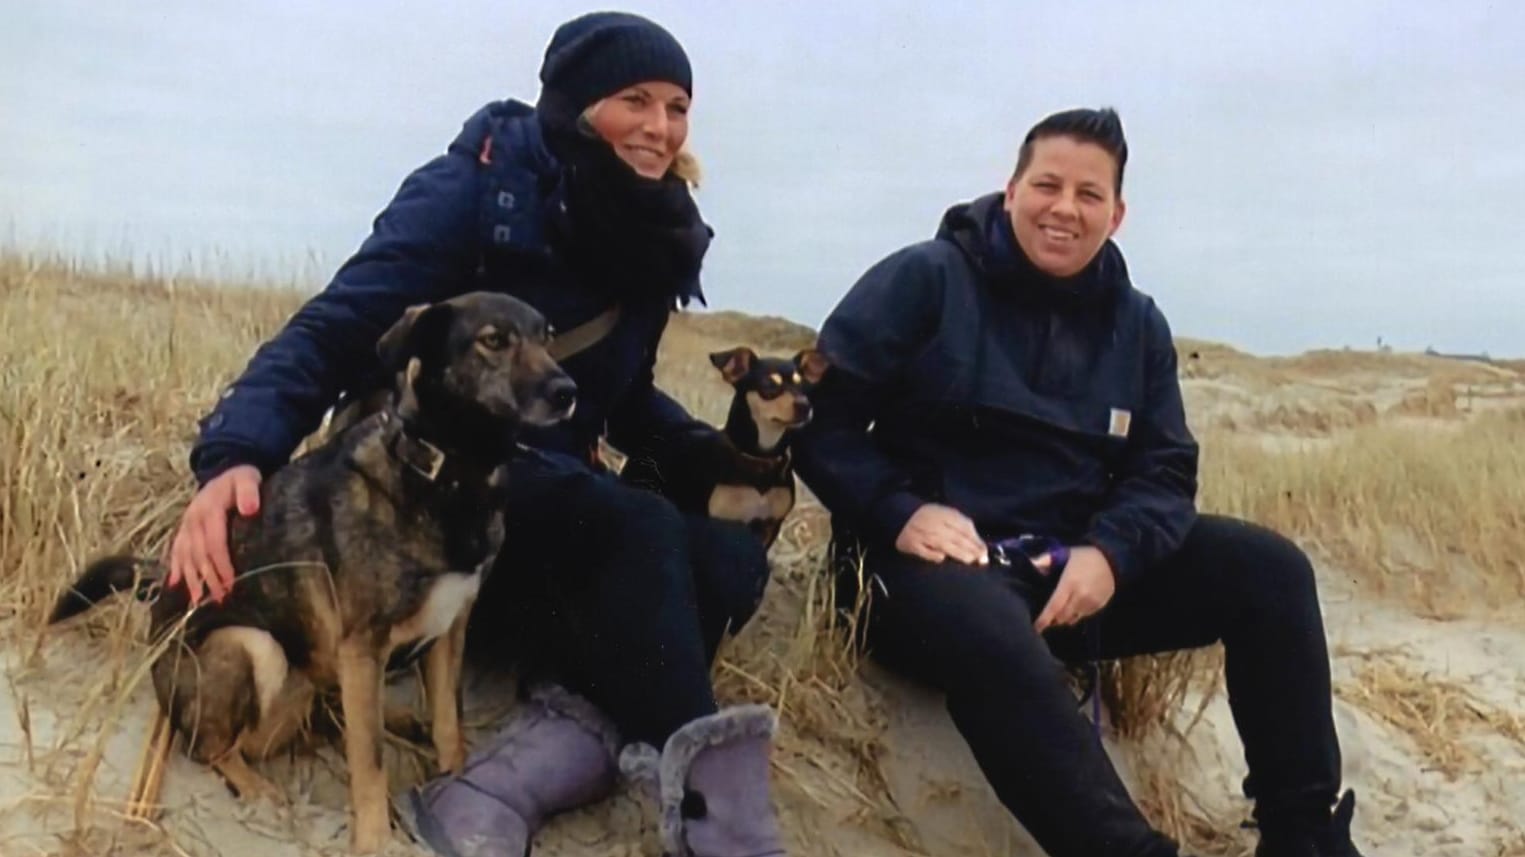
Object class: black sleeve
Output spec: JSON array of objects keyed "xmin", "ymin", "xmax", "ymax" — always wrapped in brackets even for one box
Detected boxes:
[
  {"xmin": 604, "ymin": 333, "xmax": 724, "ymax": 483},
  {"xmin": 794, "ymin": 244, "xmax": 943, "ymax": 546},
  {"xmin": 189, "ymin": 153, "xmax": 480, "ymax": 484},
  {"xmin": 1083, "ymin": 303, "xmax": 1199, "ymax": 586}
]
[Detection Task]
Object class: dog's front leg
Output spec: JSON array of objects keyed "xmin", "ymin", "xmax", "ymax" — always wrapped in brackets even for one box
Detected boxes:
[
  {"xmin": 423, "ymin": 609, "xmax": 471, "ymax": 774},
  {"xmin": 337, "ymin": 636, "xmax": 390, "ymax": 853}
]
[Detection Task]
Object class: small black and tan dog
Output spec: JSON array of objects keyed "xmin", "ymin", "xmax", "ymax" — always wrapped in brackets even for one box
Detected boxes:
[
  {"xmin": 49, "ymin": 292, "xmax": 574, "ymax": 853},
  {"xmin": 625, "ymin": 347, "xmax": 827, "ymax": 547}
]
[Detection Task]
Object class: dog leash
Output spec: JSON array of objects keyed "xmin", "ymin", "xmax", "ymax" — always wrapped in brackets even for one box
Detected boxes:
[
  {"xmin": 1081, "ymin": 621, "xmax": 1104, "ymax": 745},
  {"xmin": 548, "ymin": 305, "xmax": 621, "ymax": 362},
  {"xmin": 987, "ymin": 534, "xmax": 1070, "ymax": 578},
  {"xmin": 987, "ymin": 535, "xmax": 1104, "ymax": 745}
]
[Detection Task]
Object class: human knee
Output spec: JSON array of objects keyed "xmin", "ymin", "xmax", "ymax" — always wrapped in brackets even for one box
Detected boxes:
[
  {"xmin": 544, "ymin": 485, "xmax": 691, "ymax": 608},
  {"xmin": 1245, "ymin": 522, "xmax": 1316, "ymax": 599},
  {"xmin": 1201, "ymin": 516, "xmax": 1318, "ymax": 608},
  {"xmin": 610, "ymin": 486, "xmax": 689, "ymax": 556}
]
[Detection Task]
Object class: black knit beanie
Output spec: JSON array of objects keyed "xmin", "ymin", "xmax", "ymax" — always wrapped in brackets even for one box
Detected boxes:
[{"xmin": 539, "ymin": 11, "xmax": 692, "ymax": 115}]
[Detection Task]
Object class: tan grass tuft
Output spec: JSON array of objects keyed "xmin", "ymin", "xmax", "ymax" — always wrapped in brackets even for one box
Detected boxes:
[
  {"xmin": 1131, "ymin": 762, "xmax": 1254, "ymax": 857},
  {"xmin": 1101, "ymin": 649, "xmax": 1223, "ymax": 741},
  {"xmin": 5, "ymin": 251, "xmax": 1524, "ymax": 853},
  {"xmin": 1198, "ymin": 412, "xmax": 1525, "ymax": 618},
  {"xmin": 1335, "ymin": 657, "xmax": 1525, "ymax": 780}
]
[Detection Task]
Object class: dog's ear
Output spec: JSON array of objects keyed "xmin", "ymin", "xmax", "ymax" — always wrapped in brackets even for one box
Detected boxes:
[
  {"xmin": 377, "ymin": 302, "xmax": 454, "ymax": 371},
  {"xmin": 709, "ymin": 347, "xmax": 756, "ymax": 385},
  {"xmin": 796, "ymin": 348, "xmax": 831, "ymax": 385}
]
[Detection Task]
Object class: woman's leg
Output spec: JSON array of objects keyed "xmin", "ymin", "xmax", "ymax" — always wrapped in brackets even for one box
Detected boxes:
[
  {"xmin": 474, "ymin": 454, "xmax": 717, "ymax": 745},
  {"xmin": 414, "ymin": 451, "xmax": 717, "ymax": 857},
  {"xmin": 456, "ymin": 454, "xmax": 787, "ymax": 856},
  {"xmin": 683, "ymin": 514, "xmax": 772, "ymax": 660},
  {"xmin": 851, "ymin": 544, "xmax": 1183, "ymax": 857},
  {"xmin": 1043, "ymin": 515, "xmax": 1349, "ymax": 851}
]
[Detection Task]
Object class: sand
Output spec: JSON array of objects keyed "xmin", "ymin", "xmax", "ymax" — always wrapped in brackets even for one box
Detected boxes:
[
  {"xmin": 3, "ymin": 330, "xmax": 1523, "ymax": 856},
  {"xmin": 4, "ymin": 562, "xmax": 1522, "ymax": 856}
]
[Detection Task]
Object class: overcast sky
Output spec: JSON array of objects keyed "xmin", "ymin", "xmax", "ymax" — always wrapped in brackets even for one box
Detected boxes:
[{"xmin": 3, "ymin": 1, "xmax": 1521, "ymax": 355}]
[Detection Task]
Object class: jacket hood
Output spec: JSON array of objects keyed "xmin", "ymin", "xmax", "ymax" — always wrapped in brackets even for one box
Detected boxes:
[
  {"xmin": 935, "ymin": 192, "xmax": 1130, "ymax": 311},
  {"xmin": 448, "ymin": 99, "xmax": 538, "ymax": 159}
]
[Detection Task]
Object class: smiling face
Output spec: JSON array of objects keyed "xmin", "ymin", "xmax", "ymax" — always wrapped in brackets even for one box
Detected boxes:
[
  {"xmin": 1004, "ymin": 135, "xmax": 1127, "ymax": 278},
  {"xmin": 583, "ymin": 81, "xmax": 691, "ymax": 179}
]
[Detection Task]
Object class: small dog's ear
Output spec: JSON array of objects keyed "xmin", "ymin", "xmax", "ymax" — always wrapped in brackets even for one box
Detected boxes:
[
  {"xmin": 377, "ymin": 303, "xmax": 453, "ymax": 371},
  {"xmin": 396, "ymin": 356, "xmax": 425, "ymax": 418},
  {"xmin": 709, "ymin": 347, "xmax": 756, "ymax": 385},
  {"xmin": 796, "ymin": 348, "xmax": 831, "ymax": 385}
]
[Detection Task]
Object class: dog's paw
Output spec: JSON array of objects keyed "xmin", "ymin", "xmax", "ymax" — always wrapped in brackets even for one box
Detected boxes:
[
  {"xmin": 215, "ymin": 757, "xmax": 289, "ymax": 806},
  {"xmin": 233, "ymin": 774, "xmax": 288, "ymax": 806}
]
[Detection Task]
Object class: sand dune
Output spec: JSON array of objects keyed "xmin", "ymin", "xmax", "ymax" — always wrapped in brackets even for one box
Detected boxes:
[{"xmin": 2, "ymin": 263, "xmax": 1522, "ymax": 856}]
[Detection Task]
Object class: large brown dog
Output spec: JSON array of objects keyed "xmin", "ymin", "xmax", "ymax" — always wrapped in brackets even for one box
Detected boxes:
[{"xmin": 49, "ymin": 292, "xmax": 575, "ymax": 852}]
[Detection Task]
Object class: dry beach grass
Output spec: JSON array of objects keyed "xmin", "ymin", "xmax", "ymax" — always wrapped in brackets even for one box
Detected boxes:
[{"xmin": 2, "ymin": 252, "xmax": 1523, "ymax": 855}]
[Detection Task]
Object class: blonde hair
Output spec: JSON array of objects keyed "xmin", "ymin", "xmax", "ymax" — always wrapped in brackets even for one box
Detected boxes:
[
  {"xmin": 670, "ymin": 150, "xmax": 702, "ymax": 188},
  {"xmin": 578, "ymin": 100, "xmax": 702, "ymax": 190}
]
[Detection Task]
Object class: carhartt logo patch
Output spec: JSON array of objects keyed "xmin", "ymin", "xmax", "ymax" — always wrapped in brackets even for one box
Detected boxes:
[{"xmin": 1108, "ymin": 408, "xmax": 1132, "ymax": 438}]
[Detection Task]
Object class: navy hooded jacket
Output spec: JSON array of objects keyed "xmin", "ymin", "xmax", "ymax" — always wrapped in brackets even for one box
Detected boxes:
[
  {"xmin": 794, "ymin": 193, "xmax": 1198, "ymax": 587},
  {"xmin": 190, "ymin": 100, "xmax": 707, "ymax": 485}
]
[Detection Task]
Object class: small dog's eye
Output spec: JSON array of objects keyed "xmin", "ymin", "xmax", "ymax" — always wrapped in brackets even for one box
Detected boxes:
[
  {"xmin": 481, "ymin": 332, "xmax": 509, "ymax": 350},
  {"xmin": 791, "ymin": 372, "xmax": 802, "ymax": 384},
  {"xmin": 767, "ymin": 373, "xmax": 783, "ymax": 387}
]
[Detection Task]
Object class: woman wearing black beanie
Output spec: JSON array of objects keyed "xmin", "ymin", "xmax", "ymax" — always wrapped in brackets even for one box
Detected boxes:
[{"xmin": 175, "ymin": 12, "xmax": 786, "ymax": 856}]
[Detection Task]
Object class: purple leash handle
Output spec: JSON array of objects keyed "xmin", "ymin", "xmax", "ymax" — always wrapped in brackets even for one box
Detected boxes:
[{"xmin": 987, "ymin": 535, "xmax": 1070, "ymax": 577}]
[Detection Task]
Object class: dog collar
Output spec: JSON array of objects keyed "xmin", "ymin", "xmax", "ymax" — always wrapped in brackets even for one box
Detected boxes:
[
  {"xmin": 735, "ymin": 442, "xmax": 793, "ymax": 463},
  {"xmin": 395, "ymin": 429, "xmax": 447, "ymax": 482},
  {"xmin": 736, "ymin": 446, "xmax": 790, "ymax": 474}
]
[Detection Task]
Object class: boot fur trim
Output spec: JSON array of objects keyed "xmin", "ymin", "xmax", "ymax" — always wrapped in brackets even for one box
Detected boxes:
[
  {"xmin": 619, "ymin": 740, "xmax": 662, "ymax": 804},
  {"xmin": 657, "ymin": 704, "xmax": 778, "ymax": 857},
  {"xmin": 526, "ymin": 681, "xmax": 623, "ymax": 761}
]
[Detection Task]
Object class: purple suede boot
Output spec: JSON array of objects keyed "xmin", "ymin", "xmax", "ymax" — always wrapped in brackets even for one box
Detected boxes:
[
  {"xmin": 400, "ymin": 684, "xmax": 620, "ymax": 857},
  {"xmin": 621, "ymin": 704, "xmax": 787, "ymax": 857}
]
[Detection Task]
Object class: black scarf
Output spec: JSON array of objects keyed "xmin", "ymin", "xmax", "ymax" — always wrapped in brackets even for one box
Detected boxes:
[{"xmin": 537, "ymin": 93, "xmax": 711, "ymax": 305}]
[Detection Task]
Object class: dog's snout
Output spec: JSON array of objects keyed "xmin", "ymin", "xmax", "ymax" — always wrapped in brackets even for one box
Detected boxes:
[
  {"xmin": 546, "ymin": 375, "xmax": 577, "ymax": 413},
  {"xmin": 793, "ymin": 396, "xmax": 813, "ymax": 424}
]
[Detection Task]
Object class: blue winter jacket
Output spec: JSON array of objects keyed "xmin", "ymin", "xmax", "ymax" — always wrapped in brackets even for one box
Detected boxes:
[
  {"xmin": 190, "ymin": 100, "xmax": 707, "ymax": 485},
  {"xmin": 795, "ymin": 193, "xmax": 1199, "ymax": 587}
]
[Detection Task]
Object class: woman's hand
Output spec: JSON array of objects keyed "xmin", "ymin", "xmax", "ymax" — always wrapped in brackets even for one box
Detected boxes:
[
  {"xmin": 895, "ymin": 504, "xmax": 989, "ymax": 566},
  {"xmin": 166, "ymin": 465, "xmax": 262, "ymax": 605},
  {"xmin": 1033, "ymin": 546, "xmax": 1116, "ymax": 632}
]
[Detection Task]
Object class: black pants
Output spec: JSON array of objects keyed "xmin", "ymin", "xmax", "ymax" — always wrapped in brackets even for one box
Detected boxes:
[
  {"xmin": 844, "ymin": 514, "xmax": 1340, "ymax": 857},
  {"xmin": 467, "ymin": 451, "xmax": 772, "ymax": 746}
]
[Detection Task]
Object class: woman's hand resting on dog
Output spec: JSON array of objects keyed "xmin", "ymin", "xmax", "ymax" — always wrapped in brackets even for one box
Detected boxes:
[
  {"xmin": 167, "ymin": 464, "xmax": 262, "ymax": 605},
  {"xmin": 895, "ymin": 504, "xmax": 989, "ymax": 567}
]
